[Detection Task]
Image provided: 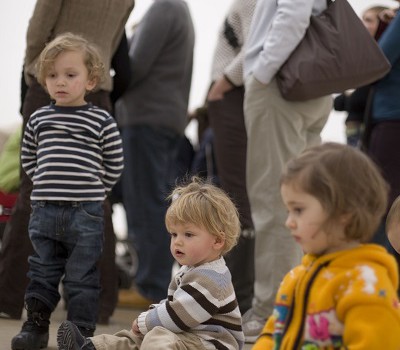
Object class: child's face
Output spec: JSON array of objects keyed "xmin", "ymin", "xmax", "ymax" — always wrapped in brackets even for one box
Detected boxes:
[
  {"xmin": 168, "ymin": 222, "xmax": 224, "ymax": 267},
  {"xmin": 387, "ymin": 224, "xmax": 400, "ymax": 254},
  {"xmin": 281, "ymin": 183, "xmax": 351, "ymax": 255},
  {"xmin": 45, "ymin": 50, "xmax": 96, "ymax": 107},
  {"xmin": 362, "ymin": 9, "xmax": 380, "ymax": 37}
]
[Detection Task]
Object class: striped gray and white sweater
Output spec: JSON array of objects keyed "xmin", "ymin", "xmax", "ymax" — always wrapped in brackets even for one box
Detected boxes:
[
  {"xmin": 21, "ymin": 103, "xmax": 123, "ymax": 201},
  {"xmin": 137, "ymin": 257, "xmax": 245, "ymax": 350}
]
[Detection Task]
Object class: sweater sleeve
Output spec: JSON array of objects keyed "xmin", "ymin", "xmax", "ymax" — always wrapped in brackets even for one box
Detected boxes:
[
  {"xmin": 100, "ymin": 116, "xmax": 124, "ymax": 192},
  {"xmin": 223, "ymin": 0, "xmax": 256, "ymax": 86},
  {"xmin": 252, "ymin": 316, "xmax": 274, "ymax": 350},
  {"xmin": 377, "ymin": 13, "xmax": 400, "ymax": 65},
  {"xmin": 253, "ymin": 0, "xmax": 314, "ymax": 84},
  {"xmin": 336, "ymin": 264, "xmax": 400, "ymax": 349},
  {"xmin": 24, "ymin": 0, "xmax": 63, "ymax": 82},
  {"xmin": 20, "ymin": 117, "xmax": 38, "ymax": 179},
  {"xmin": 137, "ymin": 267, "xmax": 227, "ymax": 334},
  {"xmin": 210, "ymin": 0, "xmax": 256, "ymax": 87}
]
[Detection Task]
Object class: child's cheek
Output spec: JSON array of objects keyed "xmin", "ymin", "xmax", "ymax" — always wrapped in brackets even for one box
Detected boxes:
[{"xmin": 388, "ymin": 228, "xmax": 400, "ymax": 254}]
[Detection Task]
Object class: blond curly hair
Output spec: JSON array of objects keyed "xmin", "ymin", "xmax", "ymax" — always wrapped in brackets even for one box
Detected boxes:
[
  {"xmin": 36, "ymin": 32, "xmax": 105, "ymax": 90},
  {"xmin": 165, "ymin": 177, "xmax": 240, "ymax": 256}
]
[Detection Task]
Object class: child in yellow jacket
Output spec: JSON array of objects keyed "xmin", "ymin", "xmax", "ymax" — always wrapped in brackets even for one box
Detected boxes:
[{"xmin": 253, "ymin": 142, "xmax": 400, "ymax": 350}]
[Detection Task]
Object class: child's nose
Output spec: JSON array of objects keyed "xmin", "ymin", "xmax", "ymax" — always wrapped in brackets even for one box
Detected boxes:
[
  {"xmin": 174, "ymin": 236, "xmax": 183, "ymax": 245},
  {"xmin": 285, "ymin": 215, "xmax": 295, "ymax": 229}
]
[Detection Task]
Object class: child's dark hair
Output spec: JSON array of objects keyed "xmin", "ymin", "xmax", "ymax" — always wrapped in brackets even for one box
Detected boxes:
[{"xmin": 281, "ymin": 142, "xmax": 388, "ymax": 242}]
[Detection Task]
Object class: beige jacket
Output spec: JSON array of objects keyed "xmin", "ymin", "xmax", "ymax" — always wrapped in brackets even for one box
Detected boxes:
[{"xmin": 24, "ymin": 0, "xmax": 134, "ymax": 91}]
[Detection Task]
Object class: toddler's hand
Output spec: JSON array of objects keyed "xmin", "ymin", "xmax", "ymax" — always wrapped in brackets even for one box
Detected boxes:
[{"xmin": 132, "ymin": 319, "xmax": 141, "ymax": 336}]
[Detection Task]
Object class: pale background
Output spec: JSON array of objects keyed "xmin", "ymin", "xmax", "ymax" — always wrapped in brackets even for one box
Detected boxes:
[{"xmin": 0, "ymin": 0, "xmax": 398, "ymax": 140}]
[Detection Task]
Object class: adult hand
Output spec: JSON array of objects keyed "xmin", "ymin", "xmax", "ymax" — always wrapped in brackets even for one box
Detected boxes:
[
  {"xmin": 379, "ymin": 8, "xmax": 397, "ymax": 23},
  {"xmin": 207, "ymin": 76, "xmax": 234, "ymax": 101}
]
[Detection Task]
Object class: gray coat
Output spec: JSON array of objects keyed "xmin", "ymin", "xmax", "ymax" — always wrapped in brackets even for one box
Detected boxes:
[{"xmin": 116, "ymin": 0, "xmax": 195, "ymax": 135}]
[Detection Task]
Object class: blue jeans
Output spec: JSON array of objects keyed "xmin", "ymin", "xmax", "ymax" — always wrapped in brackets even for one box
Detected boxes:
[
  {"xmin": 25, "ymin": 201, "xmax": 104, "ymax": 330},
  {"xmin": 121, "ymin": 125, "xmax": 180, "ymax": 301}
]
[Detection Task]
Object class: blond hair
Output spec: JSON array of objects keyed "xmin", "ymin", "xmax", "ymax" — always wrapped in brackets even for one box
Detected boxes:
[
  {"xmin": 165, "ymin": 177, "xmax": 240, "ymax": 255},
  {"xmin": 281, "ymin": 142, "xmax": 388, "ymax": 242},
  {"xmin": 36, "ymin": 32, "xmax": 105, "ymax": 89}
]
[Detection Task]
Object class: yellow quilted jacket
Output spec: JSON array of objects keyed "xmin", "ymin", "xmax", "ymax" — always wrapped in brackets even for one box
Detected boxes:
[{"xmin": 253, "ymin": 244, "xmax": 400, "ymax": 350}]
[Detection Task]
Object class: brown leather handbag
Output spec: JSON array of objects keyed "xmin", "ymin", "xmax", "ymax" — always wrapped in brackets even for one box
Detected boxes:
[{"xmin": 276, "ymin": 0, "xmax": 391, "ymax": 101}]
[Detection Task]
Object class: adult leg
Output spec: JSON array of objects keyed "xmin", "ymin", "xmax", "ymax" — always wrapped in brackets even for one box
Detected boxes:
[
  {"xmin": 0, "ymin": 81, "xmax": 48, "ymax": 319},
  {"xmin": 121, "ymin": 125, "xmax": 179, "ymax": 301},
  {"xmin": 368, "ymin": 121, "xmax": 400, "ymax": 291},
  {"xmin": 208, "ymin": 86, "xmax": 254, "ymax": 313},
  {"xmin": 87, "ymin": 91, "xmax": 118, "ymax": 324},
  {"xmin": 243, "ymin": 76, "xmax": 331, "ymax": 339},
  {"xmin": 96, "ymin": 198, "xmax": 118, "ymax": 323}
]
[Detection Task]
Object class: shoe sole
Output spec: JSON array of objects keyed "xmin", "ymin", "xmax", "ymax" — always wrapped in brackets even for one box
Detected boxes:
[{"xmin": 57, "ymin": 322, "xmax": 77, "ymax": 350}]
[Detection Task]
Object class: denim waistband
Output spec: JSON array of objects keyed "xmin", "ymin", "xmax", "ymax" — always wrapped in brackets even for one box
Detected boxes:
[{"xmin": 38, "ymin": 200, "xmax": 80, "ymax": 207}]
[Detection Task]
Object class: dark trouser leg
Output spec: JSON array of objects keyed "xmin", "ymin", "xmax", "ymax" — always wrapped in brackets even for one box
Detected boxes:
[
  {"xmin": 208, "ymin": 87, "xmax": 255, "ymax": 313},
  {"xmin": 86, "ymin": 89, "xmax": 118, "ymax": 323},
  {"xmin": 97, "ymin": 199, "xmax": 118, "ymax": 323},
  {"xmin": 368, "ymin": 121, "xmax": 400, "ymax": 294},
  {"xmin": 121, "ymin": 126, "xmax": 178, "ymax": 301},
  {"xmin": 0, "ymin": 80, "xmax": 48, "ymax": 319}
]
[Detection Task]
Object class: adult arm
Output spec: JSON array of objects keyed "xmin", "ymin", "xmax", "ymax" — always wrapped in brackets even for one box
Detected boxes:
[
  {"xmin": 208, "ymin": 0, "xmax": 256, "ymax": 100},
  {"xmin": 110, "ymin": 31, "xmax": 131, "ymax": 104},
  {"xmin": 253, "ymin": 0, "xmax": 314, "ymax": 85},
  {"xmin": 24, "ymin": 0, "xmax": 63, "ymax": 78},
  {"xmin": 223, "ymin": 0, "xmax": 256, "ymax": 86},
  {"xmin": 377, "ymin": 12, "xmax": 400, "ymax": 65}
]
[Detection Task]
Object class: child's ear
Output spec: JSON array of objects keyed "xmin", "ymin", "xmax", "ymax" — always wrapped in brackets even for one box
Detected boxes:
[
  {"xmin": 86, "ymin": 78, "xmax": 97, "ymax": 92},
  {"xmin": 214, "ymin": 232, "xmax": 226, "ymax": 250},
  {"xmin": 339, "ymin": 212, "xmax": 353, "ymax": 227}
]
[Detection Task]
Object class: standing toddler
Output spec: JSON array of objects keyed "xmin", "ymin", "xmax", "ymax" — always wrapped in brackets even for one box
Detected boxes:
[{"xmin": 12, "ymin": 33, "xmax": 124, "ymax": 350}]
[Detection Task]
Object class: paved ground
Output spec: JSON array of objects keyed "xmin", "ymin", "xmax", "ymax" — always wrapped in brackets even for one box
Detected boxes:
[{"xmin": 0, "ymin": 301, "xmax": 254, "ymax": 349}]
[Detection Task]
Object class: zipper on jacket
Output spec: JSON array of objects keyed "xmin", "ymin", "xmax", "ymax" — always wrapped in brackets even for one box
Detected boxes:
[{"xmin": 292, "ymin": 260, "xmax": 331, "ymax": 349}]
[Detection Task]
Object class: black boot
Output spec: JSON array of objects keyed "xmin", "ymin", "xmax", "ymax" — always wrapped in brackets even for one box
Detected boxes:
[
  {"xmin": 11, "ymin": 298, "xmax": 51, "ymax": 350},
  {"xmin": 57, "ymin": 321, "xmax": 96, "ymax": 350}
]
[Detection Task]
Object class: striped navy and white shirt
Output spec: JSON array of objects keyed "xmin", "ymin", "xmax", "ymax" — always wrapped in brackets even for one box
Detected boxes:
[{"xmin": 21, "ymin": 103, "xmax": 124, "ymax": 201}]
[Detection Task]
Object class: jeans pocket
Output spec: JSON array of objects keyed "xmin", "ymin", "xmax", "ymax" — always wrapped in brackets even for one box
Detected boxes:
[{"xmin": 78, "ymin": 202, "xmax": 103, "ymax": 221}]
